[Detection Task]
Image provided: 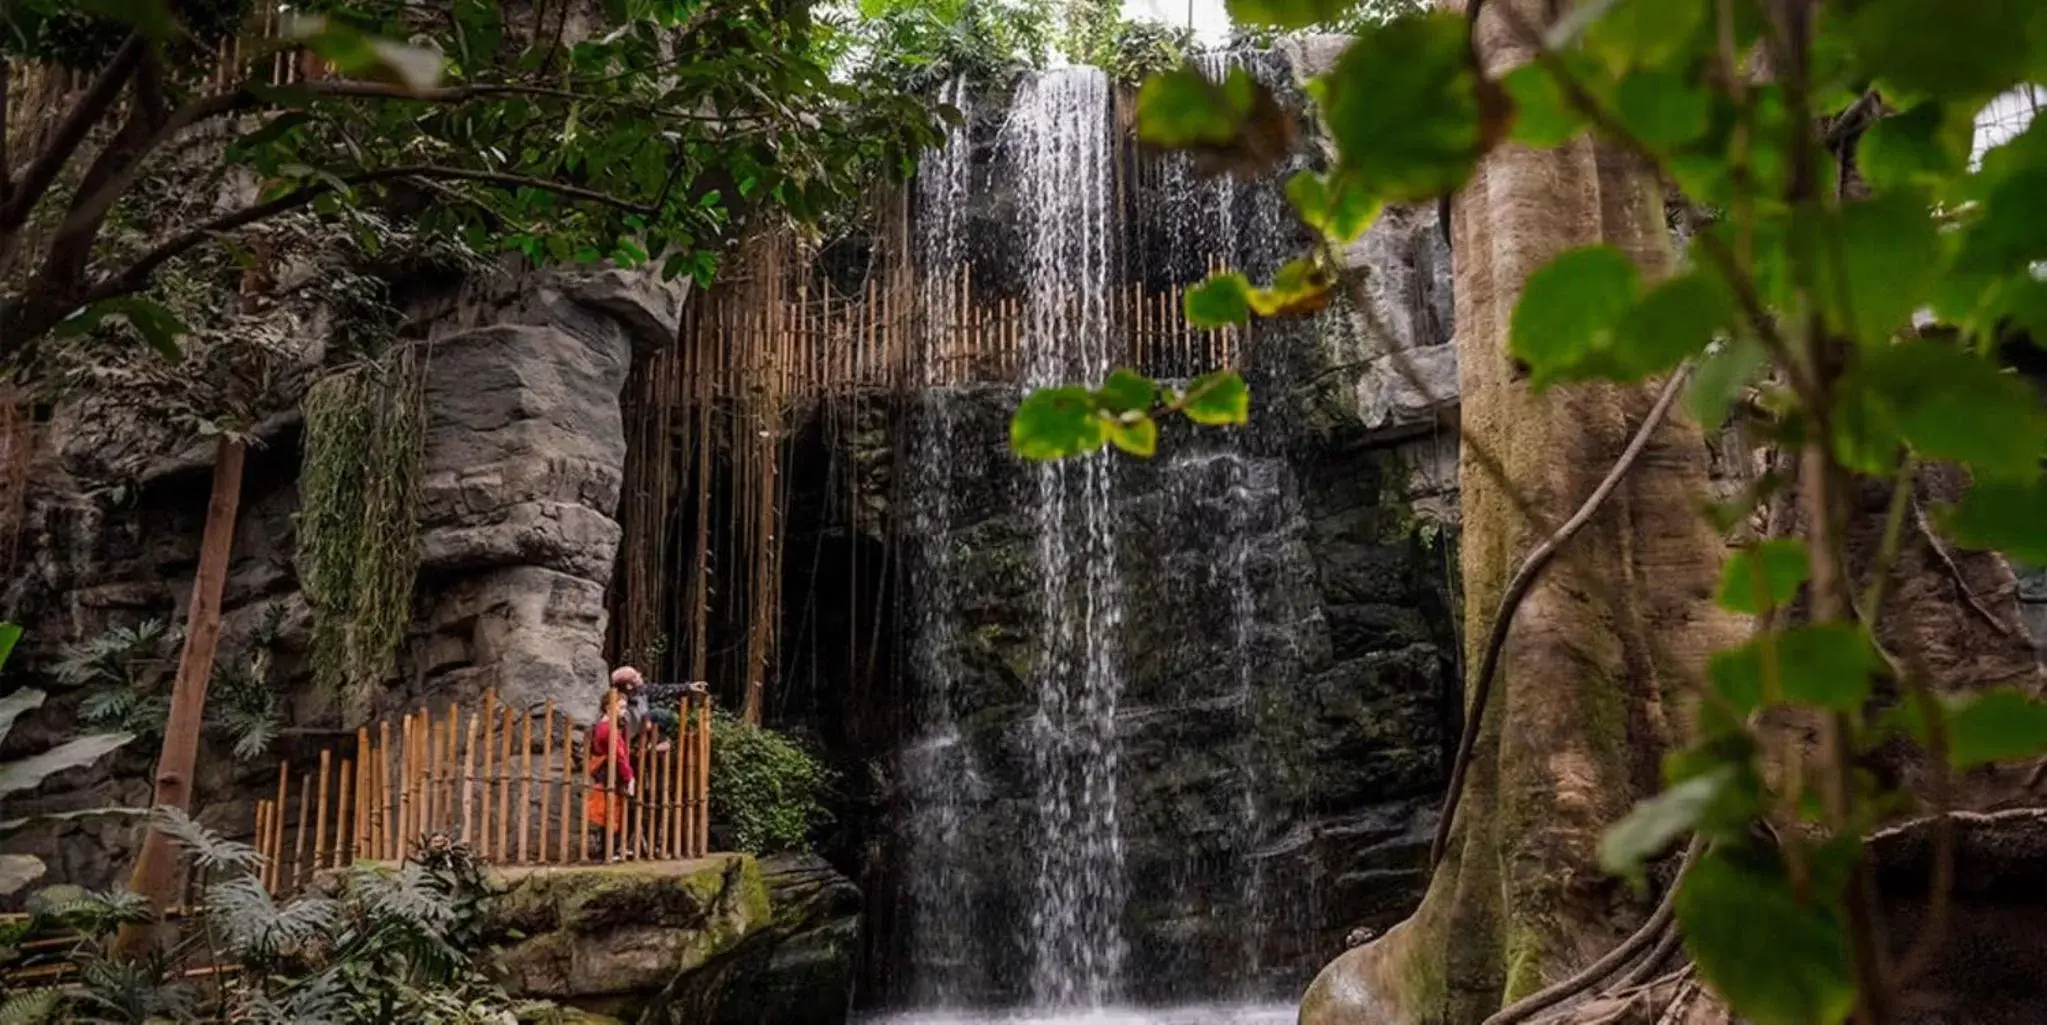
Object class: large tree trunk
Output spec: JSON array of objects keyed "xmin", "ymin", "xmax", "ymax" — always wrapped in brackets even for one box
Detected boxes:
[
  {"xmin": 1300, "ymin": 2, "xmax": 1745, "ymax": 1021},
  {"xmin": 115, "ymin": 436, "xmax": 246, "ymax": 956}
]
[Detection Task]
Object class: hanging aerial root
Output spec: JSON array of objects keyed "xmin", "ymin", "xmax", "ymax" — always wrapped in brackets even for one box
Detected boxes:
[{"xmin": 1431, "ymin": 362, "xmax": 1695, "ymax": 867}]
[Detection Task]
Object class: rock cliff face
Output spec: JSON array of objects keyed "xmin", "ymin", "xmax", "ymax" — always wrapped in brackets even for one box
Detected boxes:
[{"xmin": 0, "ymin": 264, "xmax": 683, "ymax": 890}]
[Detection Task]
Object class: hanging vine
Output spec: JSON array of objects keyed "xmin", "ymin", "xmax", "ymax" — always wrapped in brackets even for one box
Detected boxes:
[{"xmin": 297, "ymin": 341, "xmax": 427, "ymax": 722}]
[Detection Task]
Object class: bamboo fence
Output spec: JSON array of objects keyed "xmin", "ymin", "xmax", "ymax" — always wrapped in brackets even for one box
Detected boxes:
[{"xmin": 249, "ymin": 690, "xmax": 714, "ymax": 897}]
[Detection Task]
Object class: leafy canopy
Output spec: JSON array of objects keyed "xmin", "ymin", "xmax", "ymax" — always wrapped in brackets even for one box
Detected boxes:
[
  {"xmin": 1123, "ymin": 0, "xmax": 2047, "ymax": 1022},
  {"xmin": 0, "ymin": 0, "xmax": 945, "ymax": 361}
]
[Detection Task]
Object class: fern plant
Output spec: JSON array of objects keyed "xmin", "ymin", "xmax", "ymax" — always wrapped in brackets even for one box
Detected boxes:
[{"xmin": 1, "ymin": 623, "xmax": 140, "ymax": 900}]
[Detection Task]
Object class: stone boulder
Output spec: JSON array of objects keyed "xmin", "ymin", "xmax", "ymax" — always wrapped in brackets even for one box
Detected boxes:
[{"xmin": 485, "ymin": 853, "xmax": 862, "ymax": 1025}]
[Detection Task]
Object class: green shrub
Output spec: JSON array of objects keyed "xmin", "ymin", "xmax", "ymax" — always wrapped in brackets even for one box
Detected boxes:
[{"xmin": 707, "ymin": 713, "xmax": 834, "ymax": 855}]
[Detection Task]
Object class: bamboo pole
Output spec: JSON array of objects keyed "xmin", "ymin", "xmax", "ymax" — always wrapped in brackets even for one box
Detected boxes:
[
  {"xmin": 292, "ymin": 770, "xmax": 312, "ymax": 891},
  {"xmin": 577, "ymin": 722, "xmax": 592, "ymax": 863},
  {"xmin": 540, "ymin": 701, "xmax": 558, "ymax": 864},
  {"xmin": 461, "ymin": 707, "xmax": 481, "ymax": 845},
  {"xmin": 355, "ymin": 728, "xmax": 371, "ymax": 861},
  {"xmin": 603, "ymin": 698, "xmax": 620, "ymax": 862},
  {"xmin": 635, "ymin": 724, "xmax": 651, "ymax": 858},
  {"xmin": 398, "ymin": 715, "xmax": 414, "ymax": 856},
  {"xmin": 379, "ymin": 719, "xmax": 393, "ymax": 859},
  {"xmin": 564, "ymin": 718, "xmax": 579, "ymax": 864},
  {"xmin": 479, "ymin": 691, "xmax": 497, "ymax": 859},
  {"xmin": 671, "ymin": 696, "xmax": 686, "ymax": 859},
  {"xmin": 254, "ymin": 802, "xmax": 271, "ymax": 893},
  {"xmin": 313, "ymin": 750, "xmax": 332, "ymax": 874},
  {"xmin": 696, "ymin": 696, "xmax": 712, "ymax": 855},
  {"xmin": 271, "ymin": 761, "xmax": 289, "ymax": 889},
  {"xmin": 335, "ymin": 759, "xmax": 353, "ymax": 868},
  {"xmin": 518, "ymin": 709, "xmax": 534, "ymax": 864},
  {"xmin": 497, "ymin": 705, "xmax": 514, "ymax": 860},
  {"xmin": 444, "ymin": 703, "xmax": 460, "ymax": 837}
]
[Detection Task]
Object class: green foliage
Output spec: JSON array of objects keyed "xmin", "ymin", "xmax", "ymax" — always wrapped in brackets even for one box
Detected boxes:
[
  {"xmin": 2, "ymin": 0, "xmax": 948, "ymax": 352},
  {"xmin": 0, "ymin": 627, "xmax": 138, "ymax": 898},
  {"xmin": 298, "ymin": 351, "xmax": 425, "ymax": 722},
  {"xmin": 1010, "ymin": 368, "xmax": 1251, "ymax": 460},
  {"xmin": 707, "ymin": 713, "xmax": 835, "ymax": 855},
  {"xmin": 2, "ymin": 809, "xmax": 523, "ymax": 1024},
  {"xmin": 52, "ymin": 618, "xmax": 178, "ymax": 743},
  {"xmin": 1116, "ymin": 1, "xmax": 2047, "ymax": 1021},
  {"xmin": 846, "ymin": 0, "xmax": 1057, "ymax": 92}
]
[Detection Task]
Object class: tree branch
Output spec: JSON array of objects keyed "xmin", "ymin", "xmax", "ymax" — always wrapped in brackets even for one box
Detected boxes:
[{"xmin": 0, "ymin": 34, "xmax": 145, "ymax": 230}]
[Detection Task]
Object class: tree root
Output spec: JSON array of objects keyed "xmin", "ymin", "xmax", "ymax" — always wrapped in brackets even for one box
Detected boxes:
[
  {"xmin": 1430, "ymin": 363, "xmax": 1694, "ymax": 867},
  {"xmin": 1481, "ymin": 838, "xmax": 1703, "ymax": 1025},
  {"xmin": 1909, "ymin": 494, "xmax": 2015, "ymax": 638}
]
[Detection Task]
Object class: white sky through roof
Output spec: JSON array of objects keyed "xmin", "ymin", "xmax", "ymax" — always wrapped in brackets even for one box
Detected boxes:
[{"xmin": 1123, "ymin": 0, "xmax": 1233, "ymax": 45}]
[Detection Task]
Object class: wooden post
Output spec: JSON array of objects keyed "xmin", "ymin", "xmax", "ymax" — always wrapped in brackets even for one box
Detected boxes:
[
  {"xmin": 538, "ymin": 701, "xmax": 555, "ymax": 864},
  {"xmin": 313, "ymin": 750, "xmax": 332, "ymax": 873},
  {"xmin": 292, "ymin": 770, "xmax": 312, "ymax": 892},
  {"xmin": 479, "ymin": 691, "xmax": 497, "ymax": 859},
  {"xmin": 698, "ymin": 696, "xmax": 712, "ymax": 855},
  {"xmin": 378, "ymin": 719, "xmax": 393, "ymax": 859},
  {"xmin": 461, "ymin": 707, "xmax": 481, "ymax": 845},
  {"xmin": 671, "ymin": 696, "xmax": 686, "ymax": 858},
  {"xmin": 519, "ymin": 710, "xmax": 534, "ymax": 864},
  {"xmin": 565, "ymin": 720, "xmax": 580, "ymax": 863},
  {"xmin": 654, "ymin": 743, "xmax": 669, "ymax": 859},
  {"xmin": 603, "ymin": 698, "xmax": 620, "ymax": 863},
  {"xmin": 398, "ymin": 714, "xmax": 414, "ymax": 857},
  {"xmin": 497, "ymin": 705, "xmax": 514, "ymax": 860},
  {"xmin": 443, "ymin": 704, "xmax": 460, "ymax": 838},
  {"xmin": 335, "ymin": 759, "xmax": 353, "ymax": 868},
  {"xmin": 634, "ymin": 722, "xmax": 651, "ymax": 858},
  {"xmin": 355, "ymin": 728, "xmax": 371, "ymax": 861},
  {"xmin": 271, "ymin": 760, "xmax": 289, "ymax": 889},
  {"xmin": 577, "ymin": 722, "xmax": 592, "ymax": 863},
  {"xmin": 254, "ymin": 801, "xmax": 271, "ymax": 893}
]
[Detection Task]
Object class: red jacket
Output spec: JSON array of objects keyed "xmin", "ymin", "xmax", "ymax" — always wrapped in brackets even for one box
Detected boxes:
[{"xmin": 590, "ymin": 718, "xmax": 634, "ymax": 787}]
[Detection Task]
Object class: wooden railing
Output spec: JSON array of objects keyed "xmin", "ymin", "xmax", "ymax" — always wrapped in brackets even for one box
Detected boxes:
[{"xmin": 251, "ymin": 690, "xmax": 714, "ymax": 895}]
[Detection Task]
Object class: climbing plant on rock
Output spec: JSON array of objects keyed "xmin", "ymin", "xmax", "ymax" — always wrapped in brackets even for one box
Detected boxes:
[
  {"xmin": 297, "ymin": 345, "xmax": 425, "ymax": 724},
  {"xmin": 1023, "ymin": 1, "xmax": 2047, "ymax": 1024}
]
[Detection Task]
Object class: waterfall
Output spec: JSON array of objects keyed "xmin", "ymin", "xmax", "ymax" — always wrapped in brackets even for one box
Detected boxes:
[
  {"xmin": 1011, "ymin": 66, "xmax": 1130, "ymax": 1009},
  {"xmin": 902, "ymin": 76, "xmax": 985, "ymax": 1009}
]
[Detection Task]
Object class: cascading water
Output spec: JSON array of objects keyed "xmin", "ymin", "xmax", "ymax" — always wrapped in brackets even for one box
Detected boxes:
[
  {"xmin": 886, "ymin": 47, "xmax": 1362, "ymax": 1025},
  {"xmin": 901, "ymin": 76, "xmax": 987, "ymax": 1009},
  {"xmin": 1011, "ymin": 67, "xmax": 1130, "ymax": 1009}
]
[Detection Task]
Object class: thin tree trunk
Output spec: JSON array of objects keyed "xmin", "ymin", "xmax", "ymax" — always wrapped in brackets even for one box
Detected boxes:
[{"xmin": 115, "ymin": 435, "xmax": 246, "ymax": 956}]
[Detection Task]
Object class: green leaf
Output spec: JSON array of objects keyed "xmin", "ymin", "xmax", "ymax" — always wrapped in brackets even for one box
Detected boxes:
[
  {"xmin": 1777, "ymin": 623, "xmax": 1880, "ymax": 711},
  {"xmin": 0, "ymin": 686, "xmax": 44, "ymax": 747},
  {"xmin": 1224, "ymin": 0, "xmax": 1351, "ymax": 30},
  {"xmin": 1185, "ymin": 273, "xmax": 1253, "ymax": 327},
  {"xmin": 1286, "ymin": 170, "xmax": 1382, "ymax": 243},
  {"xmin": 53, "ymin": 297, "xmax": 187, "ymax": 361},
  {"xmin": 1942, "ymin": 477, "xmax": 2047, "ymax": 563},
  {"xmin": 1710, "ymin": 624, "xmax": 1879, "ymax": 714},
  {"xmin": 1107, "ymin": 416, "xmax": 1159, "ymax": 457},
  {"xmin": 1609, "ymin": 271, "xmax": 1736, "ymax": 380},
  {"xmin": 1245, "ymin": 258, "xmax": 1332, "ymax": 318},
  {"xmin": 1011, "ymin": 388, "xmax": 1106, "ymax": 461},
  {"xmin": 1686, "ymin": 336, "xmax": 1767, "ymax": 426},
  {"xmin": 1098, "ymin": 369, "xmax": 1156, "ymax": 415},
  {"xmin": 1136, "ymin": 65, "xmax": 1243, "ymax": 148},
  {"xmin": 1574, "ymin": 0, "xmax": 1710, "ymax": 75},
  {"xmin": 1500, "ymin": 64, "xmax": 1587, "ymax": 148},
  {"xmin": 1715, "ymin": 539, "xmax": 1809, "ymax": 615},
  {"xmin": 0, "ymin": 621, "xmax": 18, "ymax": 671},
  {"xmin": 1318, "ymin": 12, "xmax": 1487, "ymax": 202},
  {"xmin": 1181, "ymin": 370, "xmax": 1251, "ymax": 426},
  {"xmin": 1676, "ymin": 847, "xmax": 1856, "ymax": 1025},
  {"xmin": 1844, "ymin": 340, "xmax": 2047, "ymax": 481},
  {"xmin": 1940, "ymin": 688, "xmax": 2047, "ymax": 769},
  {"xmin": 290, "ymin": 15, "xmax": 445, "ymax": 92},
  {"xmin": 1846, "ymin": 0, "xmax": 2033, "ymax": 101},
  {"xmin": 1857, "ymin": 102, "xmax": 1973, "ymax": 191},
  {"xmin": 1825, "ymin": 193, "xmax": 1943, "ymax": 345},
  {"xmin": 0, "ymin": 733, "xmax": 135, "ymax": 801},
  {"xmin": 1508, "ymin": 245, "xmax": 1642, "ymax": 388},
  {"xmin": 1613, "ymin": 68, "xmax": 1710, "ymax": 150},
  {"xmin": 1599, "ymin": 767, "xmax": 1734, "ymax": 879}
]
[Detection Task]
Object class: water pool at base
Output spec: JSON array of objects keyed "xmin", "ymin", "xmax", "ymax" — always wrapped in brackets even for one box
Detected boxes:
[{"xmin": 862, "ymin": 1005, "xmax": 1297, "ymax": 1025}]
